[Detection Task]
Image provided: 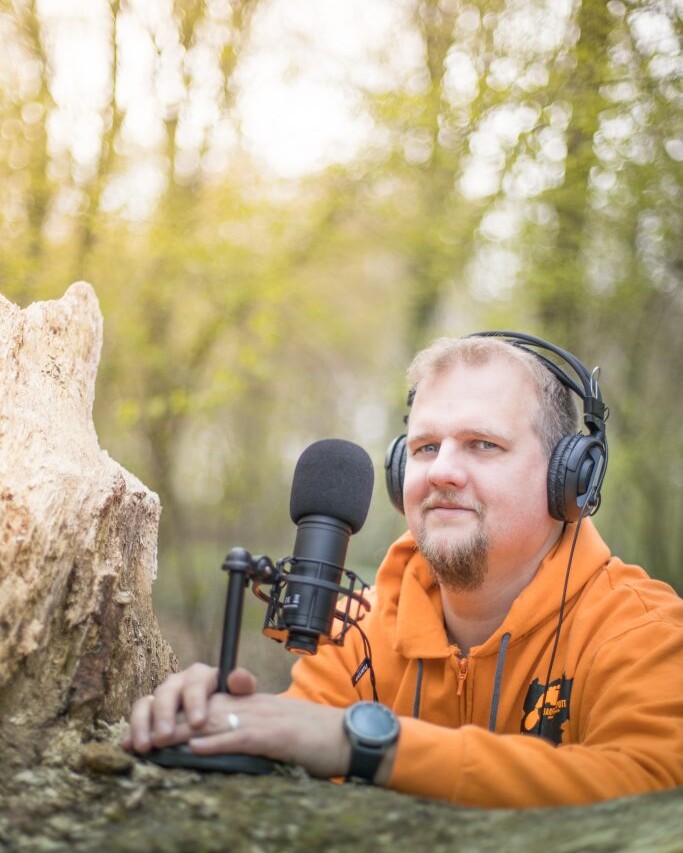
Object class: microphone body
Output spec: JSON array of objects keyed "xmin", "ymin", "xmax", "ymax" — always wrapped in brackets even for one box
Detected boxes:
[
  {"xmin": 281, "ymin": 438, "xmax": 374, "ymax": 655},
  {"xmin": 283, "ymin": 514, "xmax": 351, "ymax": 654}
]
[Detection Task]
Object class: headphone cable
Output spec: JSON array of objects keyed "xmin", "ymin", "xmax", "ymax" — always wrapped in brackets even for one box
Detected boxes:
[{"xmin": 538, "ymin": 502, "xmax": 590, "ymax": 740}]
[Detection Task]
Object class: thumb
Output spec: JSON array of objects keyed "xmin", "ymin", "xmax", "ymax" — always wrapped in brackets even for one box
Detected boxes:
[{"xmin": 226, "ymin": 667, "xmax": 258, "ymax": 696}]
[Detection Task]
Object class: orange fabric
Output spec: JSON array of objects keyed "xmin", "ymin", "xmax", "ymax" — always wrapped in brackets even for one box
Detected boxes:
[{"xmin": 285, "ymin": 519, "xmax": 683, "ymax": 807}]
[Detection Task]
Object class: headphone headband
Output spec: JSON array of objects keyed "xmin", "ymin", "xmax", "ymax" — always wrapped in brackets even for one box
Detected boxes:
[{"xmin": 464, "ymin": 331, "xmax": 607, "ymax": 438}]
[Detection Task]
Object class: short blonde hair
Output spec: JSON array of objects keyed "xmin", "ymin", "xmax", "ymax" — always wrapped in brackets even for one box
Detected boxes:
[{"xmin": 406, "ymin": 336, "xmax": 577, "ymax": 458}]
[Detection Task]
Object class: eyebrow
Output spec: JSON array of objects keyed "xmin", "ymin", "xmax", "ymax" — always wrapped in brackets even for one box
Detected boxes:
[{"xmin": 407, "ymin": 425, "xmax": 513, "ymax": 446}]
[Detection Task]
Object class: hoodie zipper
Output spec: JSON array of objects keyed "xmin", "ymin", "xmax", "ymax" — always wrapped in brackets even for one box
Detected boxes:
[
  {"xmin": 453, "ymin": 632, "xmax": 511, "ymax": 727},
  {"xmin": 414, "ymin": 638, "xmax": 509, "ymax": 723},
  {"xmin": 456, "ymin": 657, "xmax": 468, "ymax": 696}
]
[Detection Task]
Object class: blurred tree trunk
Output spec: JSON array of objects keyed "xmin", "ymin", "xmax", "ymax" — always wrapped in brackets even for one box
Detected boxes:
[
  {"xmin": 72, "ymin": 0, "xmax": 124, "ymax": 278},
  {"xmin": 527, "ymin": 0, "xmax": 613, "ymax": 338},
  {"xmin": 0, "ymin": 0, "xmax": 56, "ymax": 301},
  {"xmin": 518, "ymin": 0, "xmax": 683, "ymax": 583}
]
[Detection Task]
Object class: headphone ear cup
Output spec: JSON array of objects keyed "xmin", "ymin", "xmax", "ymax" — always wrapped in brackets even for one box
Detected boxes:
[
  {"xmin": 384, "ymin": 434, "xmax": 407, "ymax": 515},
  {"xmin": 547, "ymin": 435, "xmax": 582, "ymax": 522},
  {"xmin": 548, "ymin": 434, "xmax": 605, "ymax": 522}
]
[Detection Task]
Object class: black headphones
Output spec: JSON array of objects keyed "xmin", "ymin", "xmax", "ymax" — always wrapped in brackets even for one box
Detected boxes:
[{"xmin": 384, "ymin": 331, "xmax": 608, "ymax": 523}]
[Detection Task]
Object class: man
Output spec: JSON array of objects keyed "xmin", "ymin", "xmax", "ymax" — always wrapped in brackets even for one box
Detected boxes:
[{"xmin": 124, "ymin": 334, "xmax": 683, "ymax": 807}]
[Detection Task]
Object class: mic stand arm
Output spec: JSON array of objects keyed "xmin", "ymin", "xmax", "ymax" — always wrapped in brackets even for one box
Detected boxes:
[{"xmin": 217, "ymin": 548, "xmax": 276, "ymax": 694}]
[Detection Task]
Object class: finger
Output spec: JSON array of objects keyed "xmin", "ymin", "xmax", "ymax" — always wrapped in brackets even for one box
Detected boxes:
[
  {"xmin": 183, "ymin": 668, "xmax": 220, "ymax": 729},
  {"xmin": 177, "ymin": 701, "xmax": 243, "ymax": 752},
  {"xmin": 127, "ymin": 694, "xmax": 155, "ymax": 753},
  {"xmin": 226, "ymin": 667, "xmax": 258, "ymax": 696},
  {"xmin": 188, "ymin": 700, "xmax": 289, "ymax": 761},
  {"xmin": 148, "ymin": 675, "xmax": 185, "ymax": 745},
  {"xmin": 151, "ymin": 664, "xmax": 217, "ymax": 745},
  {"xmin": 189, "ymin": 730, "xmax": 244, "ymax": 755}
]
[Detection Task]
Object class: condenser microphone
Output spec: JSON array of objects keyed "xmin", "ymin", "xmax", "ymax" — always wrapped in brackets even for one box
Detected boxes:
[{"xmin": 282, "ymin": 439, "xmax": 374, "ymax": 655}]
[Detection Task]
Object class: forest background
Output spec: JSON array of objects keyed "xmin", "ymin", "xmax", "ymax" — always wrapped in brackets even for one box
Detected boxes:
[{"xmin": 1, "ymin": 0, "xmax": 681, "ymax": 692}]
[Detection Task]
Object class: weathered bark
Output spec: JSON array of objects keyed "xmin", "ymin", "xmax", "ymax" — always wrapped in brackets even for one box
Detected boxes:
[{"xmin": 0, "ymin": 282, "xmax": 176, "ymax": 732}]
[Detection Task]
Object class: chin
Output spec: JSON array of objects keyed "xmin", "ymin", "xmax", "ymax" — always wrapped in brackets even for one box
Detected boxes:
[{"xmin": 420, "ymin": 530, "xmax": 476, "ymax": 558}]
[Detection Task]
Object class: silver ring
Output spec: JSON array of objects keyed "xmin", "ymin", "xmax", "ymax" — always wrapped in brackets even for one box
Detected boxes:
[{"xmin": 227, "ymin": 712, "xmax": 240, "ymax": 732}]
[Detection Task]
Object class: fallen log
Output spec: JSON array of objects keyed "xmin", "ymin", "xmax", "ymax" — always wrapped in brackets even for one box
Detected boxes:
[{"xmin": 0, "ymin": 722, "xmax": 682, "ymax": 853}]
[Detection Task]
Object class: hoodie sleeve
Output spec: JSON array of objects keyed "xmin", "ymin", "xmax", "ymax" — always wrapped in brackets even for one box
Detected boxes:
[
  {"xmin": 283, "ymin": 621, "xmax": 372, "ymax": 707},
  {"xmin": 389, "ymin": 616, "xmax": 683, "ymax": 807}
]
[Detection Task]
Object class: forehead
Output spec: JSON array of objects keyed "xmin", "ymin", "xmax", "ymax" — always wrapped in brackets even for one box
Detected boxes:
[{"xmin": 407, "ymin": 357, "xmax": 539, "ymax": 431}]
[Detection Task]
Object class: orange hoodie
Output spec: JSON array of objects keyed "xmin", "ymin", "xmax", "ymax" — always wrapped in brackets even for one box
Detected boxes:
[{"xmin": 285, "ymin": 519, "xmax": 683, "ymax": 807}]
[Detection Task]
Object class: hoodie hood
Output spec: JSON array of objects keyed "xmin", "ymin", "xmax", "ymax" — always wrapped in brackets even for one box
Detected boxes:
[{"xmin": 375, "ymin": 519, "xmax": 612, "ymax": 661}]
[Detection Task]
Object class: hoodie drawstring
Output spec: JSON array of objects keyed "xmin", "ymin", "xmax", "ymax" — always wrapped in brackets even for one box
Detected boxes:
[
  {"xmin": 413, "ymin": 659, "xmax": 424, "ymax": 718},
  {"xmin": 488, "ymin": 632, "xmax": 511, "ymax": 733}
]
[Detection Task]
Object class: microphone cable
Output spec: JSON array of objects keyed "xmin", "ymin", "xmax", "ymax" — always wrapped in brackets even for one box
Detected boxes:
[{"xmin": 353, "ymin": 619, "xmax": 379, "ymax": 703}]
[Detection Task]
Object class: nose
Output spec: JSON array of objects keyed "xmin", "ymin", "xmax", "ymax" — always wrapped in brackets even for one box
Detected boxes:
[{"xmin": 427, "ymin": 440, "xmax": 468, "ymax": 490}]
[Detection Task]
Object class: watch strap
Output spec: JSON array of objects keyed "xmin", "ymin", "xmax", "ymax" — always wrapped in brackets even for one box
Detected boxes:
[{"xmin": 347, "ymin": 742, "xmax": 385, "ymax": 783}]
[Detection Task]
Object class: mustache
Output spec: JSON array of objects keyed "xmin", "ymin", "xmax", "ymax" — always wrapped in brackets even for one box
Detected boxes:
[{"xmin": 421, "ymin": 491, "xmax": 484, "ymax": 516}]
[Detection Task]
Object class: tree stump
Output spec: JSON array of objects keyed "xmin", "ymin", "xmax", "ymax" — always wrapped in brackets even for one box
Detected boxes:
[{"xmin": 0, "ymin": 282, "xmax": 176, "ymax": 746}]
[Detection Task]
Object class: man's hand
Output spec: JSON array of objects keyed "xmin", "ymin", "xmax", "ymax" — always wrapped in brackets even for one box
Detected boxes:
[
  {"xmin": 123, "ymin": 662, "xmax": 225, "ymax": 753},
  {"xmin": 122, "ymin": 664, "xmax": 397, "ymax": 782}
]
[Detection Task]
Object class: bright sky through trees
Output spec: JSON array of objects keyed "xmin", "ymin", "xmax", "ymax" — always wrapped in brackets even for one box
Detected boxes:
[{"xmin": 35, "ymin": 0, "xmax": 413, "ymax": 206}]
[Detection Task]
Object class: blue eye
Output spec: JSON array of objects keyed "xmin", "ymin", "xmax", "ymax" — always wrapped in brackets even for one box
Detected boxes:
[{"xmin": 415, "ymin": 443, "xmax": 439, "ymax": 454}]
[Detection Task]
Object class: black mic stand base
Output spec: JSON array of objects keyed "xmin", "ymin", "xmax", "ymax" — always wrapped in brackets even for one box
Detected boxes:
[{"xmin": 144, "ymin": 745, "xmax": 281, "ymax": 775}]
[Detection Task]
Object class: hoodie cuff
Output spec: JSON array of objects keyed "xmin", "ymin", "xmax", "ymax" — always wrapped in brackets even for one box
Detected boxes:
[{"xmin": 388, "ymin": 716, "xmax": 464, "ymax": 802}]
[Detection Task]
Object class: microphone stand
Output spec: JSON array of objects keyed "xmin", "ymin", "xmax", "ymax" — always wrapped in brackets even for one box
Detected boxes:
[{"xmin": 145, "ymin": 548, "xmax": 282, "ymax": 775}]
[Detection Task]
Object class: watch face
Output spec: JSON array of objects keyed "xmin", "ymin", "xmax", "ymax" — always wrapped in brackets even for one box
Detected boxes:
[{"xmin": 348, "ymin": 702, "xmax": 399, "ymax": 746}]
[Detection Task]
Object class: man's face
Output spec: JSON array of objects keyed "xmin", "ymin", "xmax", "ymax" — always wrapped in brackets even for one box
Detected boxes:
[{"xmin": 403, "ymin": 358, "xmax": 559, "ymax": 590}]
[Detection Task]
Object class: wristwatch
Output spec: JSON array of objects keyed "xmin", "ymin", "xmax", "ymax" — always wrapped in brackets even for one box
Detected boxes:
[{"xmin": 343, "ymin": 701, "xmax": 400, "ymax": 783}]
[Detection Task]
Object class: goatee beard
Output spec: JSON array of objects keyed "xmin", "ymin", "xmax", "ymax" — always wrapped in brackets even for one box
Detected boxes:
[{"xmin": 417, "ymin": 528, "xmax": 489, "ymax": 592}]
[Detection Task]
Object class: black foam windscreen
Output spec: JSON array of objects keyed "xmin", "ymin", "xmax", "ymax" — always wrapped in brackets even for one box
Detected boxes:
[{"xmin": 289, "ymin": 439, "xmax": 374, "ymax": 533}]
